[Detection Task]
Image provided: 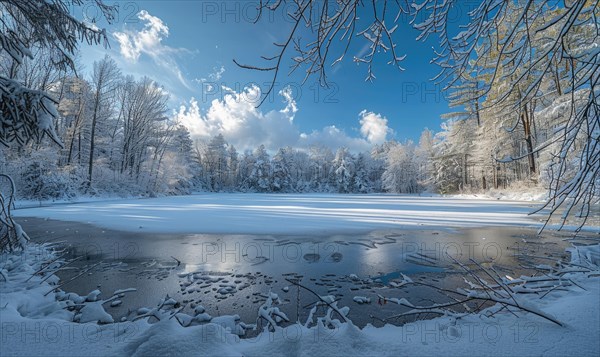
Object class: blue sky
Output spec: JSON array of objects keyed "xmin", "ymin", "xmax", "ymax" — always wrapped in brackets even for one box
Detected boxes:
[{"xmin": 78, "ymin": 1, "xmax": 457, "ymax": 152}]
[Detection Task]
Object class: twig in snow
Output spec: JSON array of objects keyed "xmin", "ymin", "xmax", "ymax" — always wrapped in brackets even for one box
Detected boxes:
[
  {"xmin": 170, "ymin": 256, "xmax": 181, "ymax": 266},
  {"xmin": 38, "ymin": 257, "xmax": 83, "ymax": 284},
  {"xmin": 26, "ymin": 253, "xmax": 68, "ymax": 281},
  {"xmin": 44, "ymin": 262, "xmax": 101, "ymax": 296},
  {"xmin": 285, "ymin": 278, "xmax": 347, "ymax": 323}
]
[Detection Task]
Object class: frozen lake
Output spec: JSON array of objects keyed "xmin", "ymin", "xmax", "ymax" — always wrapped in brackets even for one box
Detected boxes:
[
  {"xmin": 21, "ymin": 217, "xmax": 592, "ymax": 329},
  {"xmin": 14, "ymin": 194, "xmax": 596, "ymax": 329},
  {"xmin": 13, "ymin": 193, "xmax": 550, "ymax": 234}
]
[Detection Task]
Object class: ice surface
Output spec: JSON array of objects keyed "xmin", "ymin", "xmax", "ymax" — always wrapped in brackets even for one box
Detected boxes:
[{"xmin": 14, "ymin": 193, "xmax": 548, "ymax": 234}]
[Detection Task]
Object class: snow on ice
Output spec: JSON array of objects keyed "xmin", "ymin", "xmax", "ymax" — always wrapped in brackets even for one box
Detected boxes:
[{"xmin": 13, "ymin": 193, "xmax": 549, "ymax": 234}]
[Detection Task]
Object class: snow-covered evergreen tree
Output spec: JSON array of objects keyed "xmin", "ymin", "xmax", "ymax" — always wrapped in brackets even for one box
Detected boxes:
[
  {"xmin": 271, "ymin": 148, "xmax": 293, "ymax": 192},
  {"xmin": 353, "ymin": 153, "xmax": 372, "ymax": 193},
  {"xmin": 226, "ymin": 145, "xmax": 239, "ymax": 189},
  {"xmin": 249, "ymin": 145, "xmax": 271, "ymax": 192},
  {"xmin": 308, "ymin": 146, "xmax": 334, "ymax": 191},
  {"xmin": 332, "ymin": 148, "xmax": 355, "ymax": 193},
  {"xmin": 415, "ymin": 128, "xmax": 435, "ymax": 191},
  {"xmin": 203, "ymin": 134, "xmax": 228, "ymax": 191}
]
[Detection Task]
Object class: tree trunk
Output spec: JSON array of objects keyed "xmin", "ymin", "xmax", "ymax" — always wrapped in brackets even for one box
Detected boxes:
[
  {"xmin": 463, "ymin": 154, "xmax": 468, "ymax": 187},
  {"xmin": 493, "ymin": 159, "xmax": 499, "ymax": 189},
  {"xmin": 88, "ymin": 92, "xmax": 100, "ymax": 186},
  {"xmin": 520, "ymin": 104, "xmax": 536, "ymax": 177},
  {"xmin": 77, "ymin": 132, "xmax": 82, "ymax": 165},
  {"xmin": 67, "ymin": 99, "xmax": 85, "ymax": 165}
]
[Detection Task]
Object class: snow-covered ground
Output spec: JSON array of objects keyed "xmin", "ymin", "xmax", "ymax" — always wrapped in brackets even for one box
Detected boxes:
[
  {"xmin": 13, "ymin": 193, "xmax": 547, "ymax": 234},
  {"xmin": 451, "ymin": 189, "xmax": 547, "ymax": 202},
  {"xmin": 13, "ymin": 196, "xmax": 136, "ymax": 210}
]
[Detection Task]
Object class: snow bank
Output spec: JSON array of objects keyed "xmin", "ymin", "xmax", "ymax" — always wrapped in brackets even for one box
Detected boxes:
[
  {"xmin": 13, "ymin": 196, "xmax": 137, "ymax": 210},
  {"xmin": 13, "ymin": 193, "xmax": 546, "ymax": 234},
  {"xmin": 451, "ymin": 189, "xmax": 547, "ymax": 202}
]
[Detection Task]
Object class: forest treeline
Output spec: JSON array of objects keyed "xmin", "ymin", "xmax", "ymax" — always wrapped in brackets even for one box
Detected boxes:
[{"xmin": 0, "ymin": 52, "xmax": 579, "ymax": 200}]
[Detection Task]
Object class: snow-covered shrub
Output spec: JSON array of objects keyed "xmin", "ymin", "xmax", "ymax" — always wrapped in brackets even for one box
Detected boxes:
[
  {"xmin": 18, "ymin": 160, "xmax": 78, "ymax": 201},
  {"xmin": 0, "ymin": 1, "xmax": 115, "ymax": 148},
  {"xmin": 26, "ymin": 170, "xmax": 74, "ymax": 200}
]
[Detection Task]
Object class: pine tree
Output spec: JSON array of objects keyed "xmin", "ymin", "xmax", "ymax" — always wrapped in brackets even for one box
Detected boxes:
[
  {"xmin": 250, "ymin": 145, "xmax": 271, "ymax": 192},
  {"xmin": 271, "ymin": 148, "xmax": 292, "ymax": 192},
  {"xmin": 332, "ymin": 148, "xmax": 355, "ymax": 193}
]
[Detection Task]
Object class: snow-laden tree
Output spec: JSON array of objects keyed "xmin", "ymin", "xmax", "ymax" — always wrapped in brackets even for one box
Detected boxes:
[
  {"xmin": 430, "ymin": 123, "xmax": 464, "ymax": 194},
  {"xmin": 163, "ymin": 124, "xmax": 197, "ymax": 193},
  {"xmin": 331, "ymin": 148, "xmax": 355, "ymax": 193},
  {"xmin": 202, "ymin": 134, "xmax": 228, "ymax": 191},
  {"xmin": 86, "ymin": 56, "xmax": 121, "ymax": 186},
  {"xmin": 286, "ymin": 147, "xmax": 311, "ymax": 191},
  {"xmin": 415, "ymin": 128, "xmax": 435, "ymax": 191},
  {"xmin": 0, "ymin": 0, "xmax": 115, "ymax": 147},
  {"xmin": 237, "ymin": 150, "xmax": 256, "ymax": 191},
  {"xmin": 54, "ymin": 76, "xmax": 91, "ymax": 166},
  {"xmin": 0, "ymin": 45, "xmax": 67, "ymax": 109},
  {"xmin": 422, "ymin": 0, "xmax": 599, "ymax": 228},
  {"xmin": 271, "ymin": 147, "xmax": 293, "ymax": 192},
  {"xmin": 119, "ymin": 77, "xmax": 169, "ymax": 180},
  {"xmin": 353, "ymin": 152, "xmax": 372, "ymax": 193},
  {"xmin": 308, "ymin": 145, "xmax": 334, "ymax": 191},
  {"xmin": 17, "ymin": 148, "xmax": 77, "ymax": 201},
  {"xmin": 250, "ymin": 145, "xmax": 272, "ymax": 192},
  {"xmin": 0, "ymin": 0, "xmax": 115, "ymax": 251},
  {"xmin": 382, "ymin": 141, "xmax": 420, "ymax": 194},
  {"xmin": 226, "ymin": 144, "xmax": 239, "ymax": 189}
]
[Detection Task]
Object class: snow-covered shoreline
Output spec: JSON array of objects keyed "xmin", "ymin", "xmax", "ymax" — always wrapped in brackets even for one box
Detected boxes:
[
  {"xmin": 13, "ymin": 193, "xmax": 549, "ymax": 235},
  {"xmin": 2, "ymin": 242, "xmax": 599, "ymax": 356}
]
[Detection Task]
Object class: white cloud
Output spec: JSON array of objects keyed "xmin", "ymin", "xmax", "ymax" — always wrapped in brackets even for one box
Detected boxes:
[
  {"xmin": 208, "ymin": 65, "xmax": 225, "ymax": 81},
  {"xmin": 194, "ymin": 65, "xmax": 226, "ymax": 86},
  {"xmin": 176, "ymin": 85, "xmax": 298, "ymax": 152},
  {"xmin": 279, "ymin": 86, "xmax": 298, "ymax": 118},
  {"xmin": 176, "ymin": 85, "xmax": 389, "ymax": 153},
  {"xmin": 113, "ymin": 10, "xmax": 191, "ymax": 89},
  {"xmin": 359, "ymin": 110, "xmax": 393, "ymax": 144},
  {"xmin": 298, "ymin": 126, "xmax": 372, "ymax": 152},
  {"xmin": 113, "ymin": 10, "xmax": 168, "ymax": 62}
]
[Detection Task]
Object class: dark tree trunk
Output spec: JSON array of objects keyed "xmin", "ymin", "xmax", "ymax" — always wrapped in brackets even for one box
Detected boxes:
[
  {"xmin": 520, "ymin": 104, "xmax": 536, "ymax": 177},
  {"xmin": 88, "ymin": 81, "xmax": 102, "ymax": 186}
]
